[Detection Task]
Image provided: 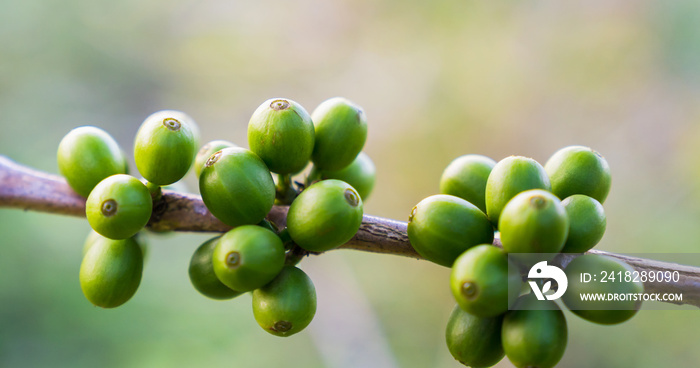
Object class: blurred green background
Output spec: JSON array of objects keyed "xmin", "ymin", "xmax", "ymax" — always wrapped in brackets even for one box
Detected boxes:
[{"xmin": 2, "ymin": 1, "xmax": 700, "ymax": 367}]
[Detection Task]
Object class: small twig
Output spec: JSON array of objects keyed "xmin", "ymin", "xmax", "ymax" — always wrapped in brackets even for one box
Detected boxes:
[{"xmin": 1, "ymin": 155, "xmax": 699, "ymax": 307}]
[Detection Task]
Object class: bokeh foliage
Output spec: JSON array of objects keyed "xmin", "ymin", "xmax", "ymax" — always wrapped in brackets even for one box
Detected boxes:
[{"xmin": 1, "ymin": 1, "xmax": 700, "ymax": 367}]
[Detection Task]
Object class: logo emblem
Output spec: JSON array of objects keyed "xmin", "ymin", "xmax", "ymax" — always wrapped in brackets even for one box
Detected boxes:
[{"xmin": 528, "ymin": 261, "xmax": 568, "ymax": 301}]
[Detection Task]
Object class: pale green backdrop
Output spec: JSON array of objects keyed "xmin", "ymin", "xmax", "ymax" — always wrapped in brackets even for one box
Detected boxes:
[{"xmin": 1, "ymin": 1, "xmax": 699, "ymax": 367}]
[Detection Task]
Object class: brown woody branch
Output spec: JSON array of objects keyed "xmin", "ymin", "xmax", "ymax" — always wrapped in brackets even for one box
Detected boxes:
[{"xmin": 1, "ymin": 155, "xmax": 699, "ymax": 307}]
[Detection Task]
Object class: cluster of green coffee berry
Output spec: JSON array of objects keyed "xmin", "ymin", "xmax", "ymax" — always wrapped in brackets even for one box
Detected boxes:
[
  {"xmin": 407, "ymin": 147, "xmax": 643, "ymax": 368},
  {"xmin": 57, "ymin": 97, "xmax": 375, "ymax": 337}
]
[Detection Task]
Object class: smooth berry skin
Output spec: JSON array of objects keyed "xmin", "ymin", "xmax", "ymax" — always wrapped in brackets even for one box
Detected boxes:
[
  {"xmin": 311, "ymin": 97, "xmax": 368, "ymax": 171},
  {"xmin": 313, "ymin": 151, "xmax": 376, "ymax": 200},
  {"xmin": 84, "ymin": 230, "xmax": 147, "ymax": 260},
  {"xmin": 86, "ymin": 174, "xmax": 152, "ymax": 240},
  {"xmin": 561, "ymin": 194, "xmax": 607, "ymax": 253},
  {"xmin": 133, "ymin": 110, "xmax": 197, "ymax": 186},
  {"xmin": 57, "ymin": 126, "xmax": 127, "ymax": 197},
  {"xmin": 485, "ymin": 156, "xmax": 551, "ymax": 228},
  {"xmin": 189, "ymin": 236, "xmax": 243, "ymax": 300},
  {"xmin": 248, "ymin": 98, "xmax": 315, "ymax": 175},
  {"xmin": 408, "ymin": 195, "xmax": 494, "ymax": 267},
  {"xmin": 499, "ymin": 189, "xmax": 569, "ymax": 256},
  {"xmin": 252, "ymin": 266, "xmax": 317, "ymax": 337},
  {"xmin": 450, "ymin": 245, "xmax": 521, "ymax": 317},
  {"xmin": 502, "ymin": 294, "xmax": 568, "ymax": 368},
  {"xmin": 440, "ymin": 154, "xmax": 496, "ymax": 214},
  {"xmin": 79, "ymin": 235, "xmax": 144, "ymax": 308},
  {"xmin": 212, "ymin": 225, "xmax": 285, "ymax": 292},
  {"xmin": 445, "ymin": 304, "xmax": 505, "ymax": 368},
  {"xmin": 199, "ymin": 147, "xmax": 275, "ymax": 227},
  {"xmin": 194, "ymin": 140, "xmax": 236, "ymax": 178},
  {"xmin": 544, "ymin": 145, "xmax": 611, "ymax": 203},
  {"xmin": 286, "ymin": 179, "xmax": 363, "ymax": 252}
]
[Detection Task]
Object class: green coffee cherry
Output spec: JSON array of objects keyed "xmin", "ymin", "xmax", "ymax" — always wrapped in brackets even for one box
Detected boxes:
[
  {"xmin": 440, "ymin": 154, "xmax": 496, "ymax": 213},
  {"xmin": 450, "ymin": 245, "xmax": 521, "ymax": 317},
  {"xmin": 248, "ymin": 98, "xmax": 315, "ymax": 174},
  {"xmin": 561, "ymin": 195, "xmax": 606, "ymax": 253},
  {"xmin": 445, "ymin": 304, "xmax": 505, "ymax": 368},
  {"xmin": 286, "ymin": 179, "xmax": 363, "ymax": 252},
  {"xmin": 408, "ymin": 195, "xmax": 494, "ymax": 267},
  {"xmin": 84, "ymin": 230, "xmax": 147, "ymax": 260},
  {"xmin": 212, "ymin": 225, "xmax": 285, "ymax": 292},
  {"xmin": 313, "ymin": 151, "xmax": 376, "ymax": 200},
  {"xmin": 133, "ymin": 110, "xmax": 197, "ymax": 186},
  {"xmin": 485, "ymin": 156, "xmax": 551, "ymax": 227},
  {"xmin": 311, "ymin": 97, "xmax": 368, "ymax": 171},
  {"xmin": 194, "ymin": 140, "xmax": 236, "ymax": 178},
  {"xmin": 199, "ymin": 147, "xmax": 275, "ymax": 227},
  {"xmin": 86, "ymin": 174, "xmax": 152, "ymax": 240},
  {"xmin": 502, "ymin": 294, "xmax": 568, "ymax": 368},
  {"xmin": 252, "ymin": 266, "xmax": 317, "ymax": 337},
  {"xmin": 544, "ymin": 145, "xmax": 611, "ymax": 203},
  {"xmin": 83, "ymin": 230, "xmax": 104, "ymax": 256},
  {"xmin": 562, "ymin": 254, "xmax": 643, "ymax": 325},
  {"xmin": 499, "ymin": 189, "xmax": 569, "ymax": 255},
  {"xmin": 57, "ymin": 126, "xmax": 127, "ymax": 197},
  {"xmin": 79, "ymin": 235, "xmax": 144, "ymax": 308},
  {"xmin": 189, "ymin": 236, "xmax": 243, "ymax": 300}
]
